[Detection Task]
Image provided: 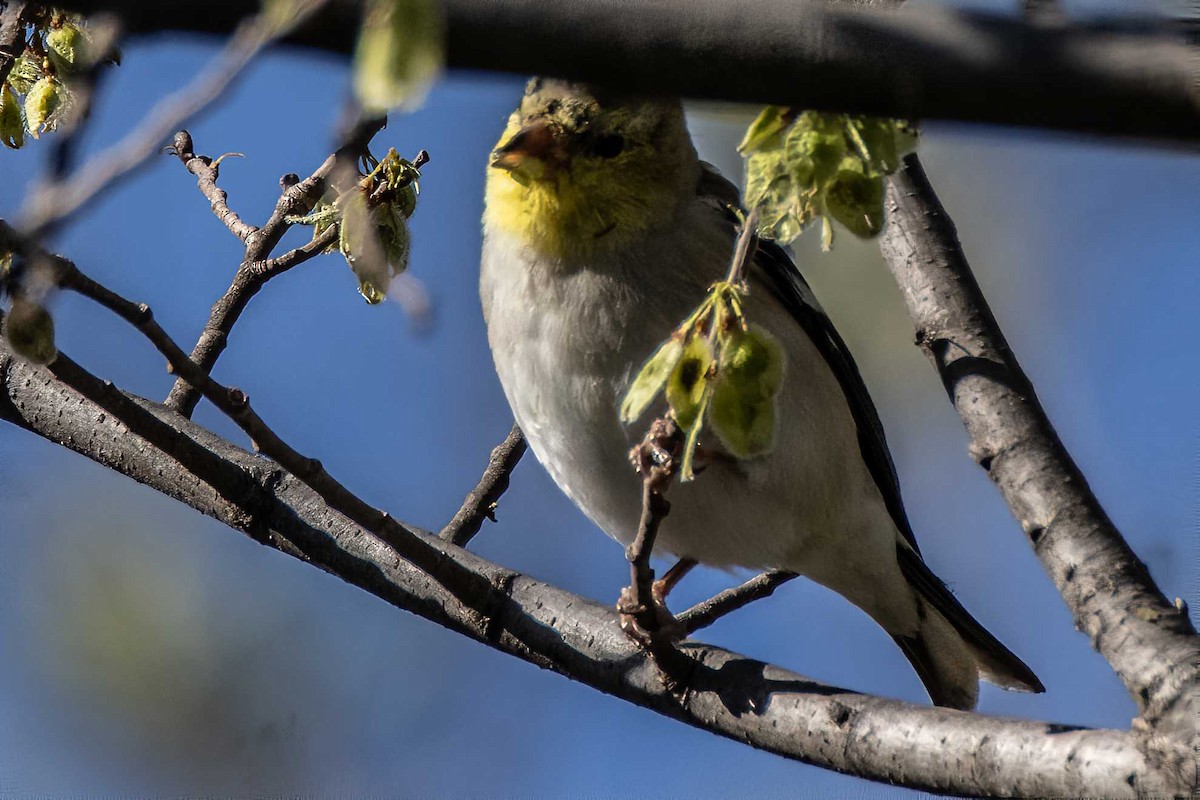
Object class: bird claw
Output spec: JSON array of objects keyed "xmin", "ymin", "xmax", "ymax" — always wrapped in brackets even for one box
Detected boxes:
[{"xmin": 617, "ymin": 585, "xmax": 685, "ymax": 647}]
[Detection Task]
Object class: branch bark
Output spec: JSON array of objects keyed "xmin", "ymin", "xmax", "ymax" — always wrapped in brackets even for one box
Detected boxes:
[
  {"xmin": 0, "ymin": 338, "xmax": 1188, "ymax": 798},
  {"xmin": 48, "ymin": 0, "xmax": 1200, "ymax": 145},
  {"xmin": 878, "ymin": 153, "xmax": 1200, "ymax": 752},
  {"xmin": 162, "ymin": 117, "xmax": 385, "ymax": 417},
  {"xmin": 439, "ymin": 422, "xmax": 527, "ymax": 547},
  {"xmin": 0, "ymin": 2, "xmax": 27, "ymax": 88}
]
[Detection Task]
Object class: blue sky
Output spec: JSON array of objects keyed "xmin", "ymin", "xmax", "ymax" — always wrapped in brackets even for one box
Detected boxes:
[{"xmin": 0, "ymin": 22, "xmax": 1196, "ymax": 798}]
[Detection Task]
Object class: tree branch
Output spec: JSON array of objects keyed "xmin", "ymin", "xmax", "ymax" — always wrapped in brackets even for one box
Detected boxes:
[
  {"xmin": 0, "ymin": 220, "xmax": 426, "ymax": 562},
  {"xmin": 163, "ymin": 117, "xmax": 385, "ymax": 417},
  {"xmin": 47, "ymin": 0, "xmax": 1200, "ymax": 146},
  {"xmin": 167, "ymin": 130, "xmax": 257, "ymax": 242},
  {"xmin": 878, "ymin": 154, "xmax": 1200, "ymax": 747},
  {"xmin": 0, "ymin": 338, "xmax": 1187, "ymax": 797},
  {"xmin": 0, "ymin": 2, "xmax": 28, "ymax": 88},
  {"xmin": 677, "ymin": 571, "xmax": 798, "ymax": 636},
  {"xmin": 439, "ymin": 422, "xmax": 527, "ymax": 547},
  {"xmin": 17, "ymin": 10, "xmax": 290, "ymax": 240}
]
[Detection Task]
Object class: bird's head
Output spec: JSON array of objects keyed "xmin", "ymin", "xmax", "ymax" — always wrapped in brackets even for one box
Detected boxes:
[{"xmin": 484, "ymin": 78, "xmax": 699, "ymax": 261}]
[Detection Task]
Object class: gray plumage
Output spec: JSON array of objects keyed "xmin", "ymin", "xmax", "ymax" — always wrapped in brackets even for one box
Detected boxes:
[{"xmin": 480, "ymin": 82, "xmax": 1042, "ymax": 709}]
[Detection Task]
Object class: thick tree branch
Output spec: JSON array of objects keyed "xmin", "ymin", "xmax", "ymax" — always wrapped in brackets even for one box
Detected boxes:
[
  {"xmin": 48, "ymin": 0, "xmax": 1200, "ymax": 146},
  {"xmin": 0, "ymin": 339, "xmax": 1188, "ymax": 797},
  {"xmin": 440, "ymin": 422, "xmax": 527, "ymax": 547},
  {"xmin": 878, "ymin": 154, "xmax": 1200, "ymax": 748}
]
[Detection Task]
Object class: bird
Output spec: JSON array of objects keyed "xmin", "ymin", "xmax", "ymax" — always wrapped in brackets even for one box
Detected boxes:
[{"xmin": 478, "ymin": 78, "xmax": 1043, "ymax": 710}]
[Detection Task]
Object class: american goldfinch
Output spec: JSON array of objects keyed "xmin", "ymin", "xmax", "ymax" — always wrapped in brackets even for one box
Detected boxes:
[{"xmin": 479, "ymin": 79, "xmax": 1043, "ymax": 710}]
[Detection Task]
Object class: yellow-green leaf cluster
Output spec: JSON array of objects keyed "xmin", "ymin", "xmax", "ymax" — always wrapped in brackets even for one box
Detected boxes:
[
  {"xmin": 621, "ymin": 281, "xmax": 785, "ymax": 480},
  {"xmin": 0, "ymin": 10, "xmax": 113, "ymax": 150},
  {"xmin": 740, "ymin": 108, "xmax": 917, "ymax": 249},
  {"xmin": 353, "ymin": 0, "xmax": 445, "ymax": 113},
  {"xmin": 286, "ymin": 147, "xmax": 422, "ymax": 304}
]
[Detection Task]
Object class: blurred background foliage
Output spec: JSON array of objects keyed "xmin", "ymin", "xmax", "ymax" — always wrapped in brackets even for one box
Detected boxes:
[{"xmin": 0, "ymin": 0, "xmax": 1196, "ymax": 795}]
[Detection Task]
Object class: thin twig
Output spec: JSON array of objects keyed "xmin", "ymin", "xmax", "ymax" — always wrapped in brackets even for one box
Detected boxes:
[
  {"xmin": 617, "ymin": 418, "xmax": 682, "ymax": 644},
  {"xmin": 677, "ymin": 570, "xmax": 798, "ymax": 636},
  {"xmin": 0, "ymin": 221, "xmax": 421, "ymax": 557},
  {"xmin": 17, "ymin": 6, "xmax": 317, "ymax": 239},
  {"xmin": 724, "ymin": 205, "xmax": 759, "ymax": 285},
  {"xmin": 167, "ymin": 129, "xmax": 257, "ymax": 242},
  {"xmin": 163, "ymin": 116, "xmax": 387, "ymax": 417},
  {"xmin": 439, "ymin": 422, "xmax": 527, "ymax": 547}
]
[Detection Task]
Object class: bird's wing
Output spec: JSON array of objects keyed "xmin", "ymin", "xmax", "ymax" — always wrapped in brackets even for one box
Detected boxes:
[{"xmin": 697, "ymin": 163, "xmax": 920, "ymax": 554}]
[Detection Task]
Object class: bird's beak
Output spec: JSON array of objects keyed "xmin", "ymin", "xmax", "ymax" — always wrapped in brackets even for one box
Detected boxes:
[{"xmin": 490, "ymin": 120, "xmax": 566, "ymax": 180}]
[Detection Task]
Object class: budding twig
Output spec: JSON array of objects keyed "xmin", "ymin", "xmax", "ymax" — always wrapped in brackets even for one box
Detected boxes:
[
  {"xmin": 617, "ymin": 417, "xmax": 683, "ymax": 645},
  {"xmin": 163, "ymin": 116, "xmax": 388, "ymax": 417},
  {"xmin": 0, "ymin": 221, "xmax": 422, "ymax": 558}
]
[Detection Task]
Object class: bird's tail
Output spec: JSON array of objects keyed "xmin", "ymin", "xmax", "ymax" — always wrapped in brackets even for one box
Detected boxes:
[{"xmin": 893, "ymin": 547, "xmax": 1045, "ymax": 711}]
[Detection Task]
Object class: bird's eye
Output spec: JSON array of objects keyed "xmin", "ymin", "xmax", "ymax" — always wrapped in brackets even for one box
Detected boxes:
[{"xmin": 592, "ymin": 134, "xmax": 625, "ymax": 159}]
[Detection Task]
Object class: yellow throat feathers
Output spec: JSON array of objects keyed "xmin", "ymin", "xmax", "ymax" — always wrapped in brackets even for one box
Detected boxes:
[{"xmin": 484, "ymin": 116, "xmax": 695, "ymax": 262}]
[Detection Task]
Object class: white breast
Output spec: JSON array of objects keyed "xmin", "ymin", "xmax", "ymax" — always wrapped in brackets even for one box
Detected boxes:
[{"xmin": 479, "ymin": 202, "xmax": 911, "ymax": 625}]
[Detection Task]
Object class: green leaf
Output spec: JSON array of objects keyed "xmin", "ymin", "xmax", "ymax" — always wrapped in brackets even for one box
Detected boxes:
[
  {"xmin": 6, "ymin": 54, "xmax": 42, "ymax": 95},
  {"xmin": 826, "ymin": 166, "xmax": 885, "ymax": 239},
  {"xmin": 4, "ymin": 298, "xmax": 58, "ymax": 366},
  {"xmin": 785, "ymin": 111, "xmax": 845, "ymax": 187},
  {"xmin": 710, "ymin": 325, "xmax": 783, "ymax": 458},
  {"xmin": 740, "ymin": 108, "xmax": 915, "ymax": 248},
  {"xmin": 1, "ymin": 85, "xmax": 24, "ymax": 149},
  {"xmin": 737, "ymin": 106, "xmax": 789, "ymax": 154},
  {"xmin": 620, "ymin": 334, "xmax": 685, "ymax": 424},
  {"xmin": 46, "ymin": 23, "xmax": 86, "ymax": 74},
  {"xmin": 666, "ymin": 334, "xmax": 713, "ymax": 431},
  {"xmin": 24, "ymin": 76, "xmax": 63, "ymax": 138},
  {"xmin": 337, "ymin": 189, "xmax": 412, "ymax": 304},
  {"xmin": 678, "ymin": 387, "xmax": 711, "ymax": 482},
  {"xmin": 353, "ymin": 0, "xmax": 445, "ymax": 113},
  {"xmin": 376, "ymin": 201, "xmax": 411, "ymax": 272},
  {"xmin": 743, "ymin": 150, "xmax": 786, "ymax": 210}
]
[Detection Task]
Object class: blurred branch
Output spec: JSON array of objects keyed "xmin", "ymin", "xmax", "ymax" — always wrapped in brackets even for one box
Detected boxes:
[
  {"xmin": 17, "ymin": 11, "xmax": 294, "ymax": 241},
  {"xmin": 439, "ymin": 422, "xmax": 527, "ymax": 547},
  {"xmin": 0, "ymin": 336, "xmax": 1187, "ymax": 797},
  {"xmin": 162, "ymin": 116, "xmax": 385, "ymax": 417},
  {"xmin": 878, "ymin": 154, "xmax": 1200, "ymax": 750},
  {"xmin": 44, "ymin": 0, "xmax": 1200, "ymax": 146}
]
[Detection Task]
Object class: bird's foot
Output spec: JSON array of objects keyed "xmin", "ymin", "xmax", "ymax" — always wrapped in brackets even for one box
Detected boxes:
[
  {"xmin": 617, "ymin": 585, "xmax": 685, "ymax": 647},
  {"xmin": 653, "ymin": 557, "xmax": 698, "ymax": 606}
]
